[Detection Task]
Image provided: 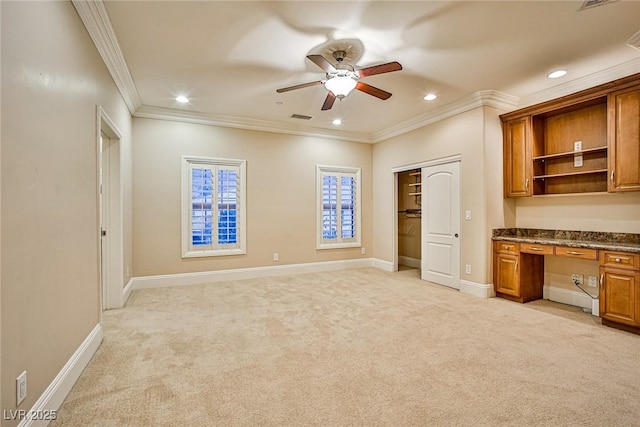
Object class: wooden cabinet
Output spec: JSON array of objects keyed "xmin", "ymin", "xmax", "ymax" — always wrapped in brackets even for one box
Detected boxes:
[
  {"xmin": 501, "ymin": 73, "xmax": 640, "ymax": 197},
  {"xmin": 492, "ymin": 236, "xmax": 640, "ymax": 334},
  {"xmin": 599, "ymin": 251, "xmax": 640, "ymax": 328},
  {"xmin": 608, "ymin": 87, "xmax": 640, "ymax": 192},
  {"xmin": 503, "ymin": 117, "xmax": 532, "ymax": 197},
  {"xmin": 495, "ymin": 252, "xmax": 520, "ymax": 297},
  {"xmin": 493, "ymin": 241, "xmax": 543, "ymax": 303}
]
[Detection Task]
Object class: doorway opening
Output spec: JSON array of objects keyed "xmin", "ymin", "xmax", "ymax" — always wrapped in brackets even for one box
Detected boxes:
[
  {"xmin": 397, "ymin": 169, "xmax": 422, "ymax": 271},
  {"xmin": 393, "ymin": 155, "xmax": 461, "ymax": 290},
  {"xmin": 97, "ymin": 107, "xmax": 124, "ymax": 310}
]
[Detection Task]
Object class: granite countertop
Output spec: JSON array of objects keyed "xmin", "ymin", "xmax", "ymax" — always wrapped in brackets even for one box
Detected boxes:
[{"xmin": 492, "ymin": 228, "xmax": 640, "ymax": 254}]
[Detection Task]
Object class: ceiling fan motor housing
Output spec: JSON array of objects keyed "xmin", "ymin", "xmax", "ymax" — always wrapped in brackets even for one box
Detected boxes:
[{"xmin": 332, "ymin": 50, "xmax": 347, "ymax": 63}]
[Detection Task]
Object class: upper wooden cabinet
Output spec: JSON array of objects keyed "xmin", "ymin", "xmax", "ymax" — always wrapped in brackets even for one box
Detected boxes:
[
  {"xmin": 609, "ymin": 86, "xmax": 640, "ymax": 192},
  {"xmin": 501, "ymin": 73, "xmax": 640, "ymax": 197},
  {"xmin": 503, "ymin": 117, "xmax": 532, "ymax": 197}
]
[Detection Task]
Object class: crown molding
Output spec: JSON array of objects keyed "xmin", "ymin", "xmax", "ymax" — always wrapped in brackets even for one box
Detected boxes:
[
  {"xmin": 134, "ymin": 105, "xmax": 373, "ymax": 143},
  {"xmin": 370, "ymin": 90, "xmax": 519, "ymax": 143},
  {"xmin": 134, "ymin": 90, "xmax": 519, "ymax": 145},
  {"xmin": 72, "ymin": 0, "xmax": 142, "ymax": 113},
  {"xmin": 516, "ymin": 57, "xmax": 640, "ymax": 109}
]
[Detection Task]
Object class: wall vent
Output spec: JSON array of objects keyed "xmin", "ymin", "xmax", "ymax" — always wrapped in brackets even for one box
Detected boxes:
[
  {"xmin": 290, "ymin": 114, "xmax": 313, "ymax": 120},
  {"xmin": 579, "ymin": 0, "xmax": 618, "ymax": 11},
  {"xmin": 627, "ymin": 29, "xmax": 640, "ymax": 51}
]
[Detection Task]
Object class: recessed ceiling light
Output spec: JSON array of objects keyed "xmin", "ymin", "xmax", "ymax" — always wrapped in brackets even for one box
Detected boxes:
[
  {"xmin": 547, "ymin": 70, "xmax": 567, "ymax": 79},
  {"xmin": 332, "ymin": 119, "xmax": 342, "ymax": 125},
  {"xmin": 423, "ymin": 93, "xmax": 437, "ymax": 101},
  {"xmin": 176, "ymin": 95, "xmax": 189, "ymax": 103}
]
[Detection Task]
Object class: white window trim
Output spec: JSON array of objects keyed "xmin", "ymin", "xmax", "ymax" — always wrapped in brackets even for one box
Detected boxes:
[
  {"xmin": 181, "ymin": 155, "xmax": 247, "ymax": 258},
  {"xmin": 316, "ymin": 165, "xmax": 362, "ymax": 250}
]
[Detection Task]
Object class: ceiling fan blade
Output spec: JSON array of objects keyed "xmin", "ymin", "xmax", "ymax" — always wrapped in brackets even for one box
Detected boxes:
[
  {"xmin": 321, "ymin": 92, "xmax": 336, "ymax": 111},
  {"xmin": 355, "ymin": 82, "xmax": 392, "ymax": 100},
  {"xmin": 307, "ymin": 55, "xmax": 337, "ymax": 73},
  {"xmin": 276, "ymin": 80, "xmax": 323, "ymax": 93},
  {"xmin": 357, "ymin": 61, "xmax": 402, "ymax": 78}
]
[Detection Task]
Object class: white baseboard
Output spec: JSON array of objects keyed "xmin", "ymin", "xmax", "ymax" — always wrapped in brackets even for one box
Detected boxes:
[
  {"xmin": 122, "ymin": 277, "xmax": 134, "ymax": 306},
  {"xmin": 460, "ymin": 280, "xmax": 494, "ymax": 299},
  {"xmin": 373, "ymin": 258, "xmax": 394, "ymax": 272},
  {"xmin": 133, "ymin": 258, "xmax": 380, "ymax": 289},
  {"xmin": 19, "ymin": 324, "xmax": 103, "ymax": 427},
  {"xmin": 544, "ymin": 285, "xmax": 598, "ymax": 313},
  {"xmin": 398, "ymin": 256, "xmax": 421, "ymax": 269}
]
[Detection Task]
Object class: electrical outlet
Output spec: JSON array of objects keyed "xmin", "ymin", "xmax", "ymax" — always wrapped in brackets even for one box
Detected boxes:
[
  {"xmin": 574, "ymin": 154, "xmax": 583, "ymax": 167},
  {"xmin": 571, "ymin": 274, "xmax": 584, "ymax": 286},
  {"xmin": 465, "ymin": 264, "xmax": 471, "ymax": 275},
  {"xmin": 574, "ymin": 140, "xmax": 582, "ymax": 152},
  {"xmin": 361, "ymin": 247, "xmax": 366, "ymax": 255},
  {"xmin": 16, "ymin": 371, "xmax": 27, "ymax": 406},
  {"xmin": 588, "ymin": 276, "xmax": 598, "ymax": 287},
  {"xmin": 273, "ymin": 252, "xmax": 279, "ymax": 262}
]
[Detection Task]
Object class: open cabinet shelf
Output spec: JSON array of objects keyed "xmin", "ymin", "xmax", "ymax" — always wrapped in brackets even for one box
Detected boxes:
[{"xmin": 501, "ymin": 72, "xmax": 640, "ymax": 197}]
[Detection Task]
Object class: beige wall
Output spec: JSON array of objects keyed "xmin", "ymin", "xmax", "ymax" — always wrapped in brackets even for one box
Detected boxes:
[
  {"xmin": 1, "ymin": 1, "xmax": 132, "ymax": 422},
  {"xmin": 132, "ymin": 118, "xmax": 373, "ymax": 277},
  {"xmin": 515, "ymin": 193, "xmax": 640, "ymax": 233},
  {"xmin": 373, "ymin": 108, "xmax": 504, "ymax": 285}
]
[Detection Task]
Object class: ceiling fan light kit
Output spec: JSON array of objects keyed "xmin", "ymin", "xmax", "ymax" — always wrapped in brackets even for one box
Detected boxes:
[
  {"xmin": 324, "ymin": 75, "xmax": 357, "ymax": 97},
  {"xmin": 276, "ymin": 48, "xmax": 402, "ymax": 111}
]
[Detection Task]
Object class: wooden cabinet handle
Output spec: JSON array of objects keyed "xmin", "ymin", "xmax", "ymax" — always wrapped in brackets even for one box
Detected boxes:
[
  {"xmin": 525, "ymin": 178, "xmax": 529, "ymax": 192},
  {"xmin": 611, "ymin": 170, "xmax": 614, "ymax": 183},
  {"xmin": 600, "ymin": 274, "xmax": 604, "ymax": 290},
  {"xmin": 565, "ymin": 251, "xmax": 584, "ymax": 256},
  {"xmin": 515, "ymin": 260, "xmax": 518, "ymax": 272},
  {"xmin": 503, "ymin": 245, "xmax": 509, "ymax": 250},
  {"xmin": 528, "ymin": 247, "xmax": 543, "ymax": 251}
]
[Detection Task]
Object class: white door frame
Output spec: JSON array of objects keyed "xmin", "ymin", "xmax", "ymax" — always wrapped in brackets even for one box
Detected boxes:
[
  {"xmin": 391, "ymin": 154, "xmax": 462, "ymax": 274},
  {"xmin": 97, "ymin": 106, "xmax": 124, "ymax": 310}
]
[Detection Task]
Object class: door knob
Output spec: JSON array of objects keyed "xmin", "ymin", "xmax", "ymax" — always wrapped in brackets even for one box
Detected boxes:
[{"xmin": 454, "ymin": 233, "xmax": 459, "ymax": 238}]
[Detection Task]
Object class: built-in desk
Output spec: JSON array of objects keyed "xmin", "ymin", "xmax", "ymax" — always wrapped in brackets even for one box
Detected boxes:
[{"xmin": 492, "ymin": 228, "xmax": 640, "ymax": 335}]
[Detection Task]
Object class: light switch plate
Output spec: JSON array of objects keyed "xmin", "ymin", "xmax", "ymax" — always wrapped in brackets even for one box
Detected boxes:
[{"xmin": 465, "ymin": 210, "xmax": 471, "ymax": 220}]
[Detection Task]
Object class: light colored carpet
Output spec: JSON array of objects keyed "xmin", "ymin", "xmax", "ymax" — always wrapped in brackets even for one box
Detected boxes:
[{"xmin": 52, "ymin": 268, "xmax": 640, "ymax": 426}]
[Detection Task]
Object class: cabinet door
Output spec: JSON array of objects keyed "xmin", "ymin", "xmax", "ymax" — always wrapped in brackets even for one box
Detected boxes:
[
  {"xmin": 599, "ymin": 269, "xmax": 639, "ymax": 326},
  {"xmin": 503, "ymin": 117, "xmax": 532, "ymax": 198},
  {"xmin": 608, "ymin": 87, "xmax": 640, "ymax": 192},
  {"xmin": 495, "ymin": 253, "xmax": 520, "ymax": 297}
]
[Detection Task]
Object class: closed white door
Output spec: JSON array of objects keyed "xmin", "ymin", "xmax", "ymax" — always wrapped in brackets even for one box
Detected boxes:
[{"xmin": 421, "ymin": 161, "xmax": 461, "ymax": 289}]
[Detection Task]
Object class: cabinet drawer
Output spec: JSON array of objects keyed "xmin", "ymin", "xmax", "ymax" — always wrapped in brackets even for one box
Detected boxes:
[
  {"xmin": 554, "ymin": 246, "xmax": 598, "ymax": 260},
  {"xmin": 494, "ymin": 241, "xmax": 519, "ymax": 255},
  {"xmin": 600, "ymin": 251, "xmax": 640, "ymax": 270},
  {"xmin": 520, "ymin": 243, "xmax": 554, "ymax": 255}
]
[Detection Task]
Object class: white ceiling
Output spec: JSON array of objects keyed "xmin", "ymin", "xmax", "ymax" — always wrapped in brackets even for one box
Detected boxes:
[{"xmin": 100, "ymin": 0, "xmax": 640, "ymax": 142}]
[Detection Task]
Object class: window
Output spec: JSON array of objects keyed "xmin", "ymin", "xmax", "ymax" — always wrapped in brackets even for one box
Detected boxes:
[
  {"xmin": 316, "ymin": 165, "xmax": 361, "ymax": 249},
  {"xmin": 182, "ymin": 156, "xmax": 246, "ymax": 257}
]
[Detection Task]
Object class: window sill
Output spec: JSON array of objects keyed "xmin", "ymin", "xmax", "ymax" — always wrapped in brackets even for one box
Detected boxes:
[
  {"xmin": 182, "ymin": 248, "xmax": 246, "ymax": 258},
  {"xmin": 316, "ymin": 242, "xmax": 361, "ymax": 250}
]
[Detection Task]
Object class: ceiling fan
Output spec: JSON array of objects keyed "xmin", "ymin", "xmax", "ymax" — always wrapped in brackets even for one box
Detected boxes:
[{"xmin": 276, "ymin": 50, "xmax": 402, "ymax": 111}]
